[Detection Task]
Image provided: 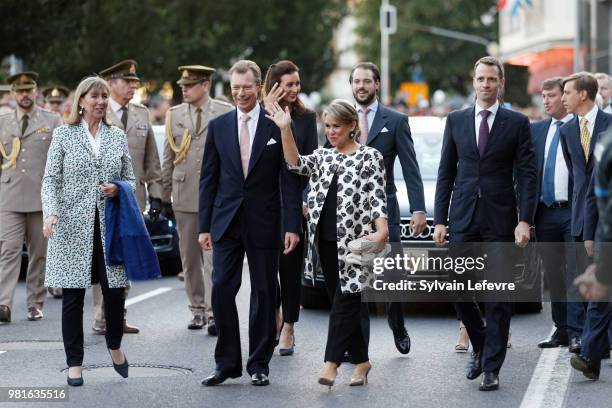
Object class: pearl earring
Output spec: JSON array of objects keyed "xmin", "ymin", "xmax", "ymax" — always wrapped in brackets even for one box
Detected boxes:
[{"xmin": 79, "ymin": 106, "xmax": 84, "ymax": 115}]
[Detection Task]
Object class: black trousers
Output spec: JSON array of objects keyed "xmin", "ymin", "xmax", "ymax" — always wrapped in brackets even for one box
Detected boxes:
[
  {"xmin": 319, "ymin": 240, "xmax": 369, "ymax": 364},
  {"xmin": 212, "ymin": 208, "xmax": 278, "ymax": 376},
  {"xmin": 62, "ymin": 209, "xmax": 125, "ymax": 367},
  {"xmin": 450, "ymin": 200, "xmax": 512, "ymax": 375},
  {"xmin": 386, "ymin": 214, "xmax": 405, "ymax": 331},
  {"xmin": 276, "ymin": 229, "xmax": 305, "ymax": 323}
]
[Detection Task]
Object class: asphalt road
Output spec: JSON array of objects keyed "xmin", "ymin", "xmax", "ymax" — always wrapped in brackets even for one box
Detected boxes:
[{"xmin": 1, "ymin": 263, "xmax": 611, "ymax": 408}]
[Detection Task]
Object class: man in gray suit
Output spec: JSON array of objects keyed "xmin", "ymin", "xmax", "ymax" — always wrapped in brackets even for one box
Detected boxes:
[{"xmin": 350, "ymin": 62, "xmax": 427, "ymax": 354}]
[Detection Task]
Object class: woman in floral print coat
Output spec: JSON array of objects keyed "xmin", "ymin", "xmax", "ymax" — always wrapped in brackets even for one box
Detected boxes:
[
  {"xmin": 41, "ymin": 76, "xmax": 135, "ymax": 386},
  {"xmin": 267, "ymin": 99, "xmax": 388, "ymax": 388}
]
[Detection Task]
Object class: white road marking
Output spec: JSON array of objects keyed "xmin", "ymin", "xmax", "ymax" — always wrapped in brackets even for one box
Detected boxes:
[
  {"xmin": 125, "ymin": 287, "xmax": 172, "ymax": 307},
  {"xmin": 519, "ymin": 327, "xmax": 572, "ymax": 408},
  {"xmin": 0, "ymin": 351, "xmax": 6, "ymax": 355}
]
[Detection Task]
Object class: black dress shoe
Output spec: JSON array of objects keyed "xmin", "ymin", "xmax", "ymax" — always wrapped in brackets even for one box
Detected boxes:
[
  {"xmin": 537, "ymin": 333, "xmax": 569, "ymax": 348},
  {"xmin": 570, "ymin": 355, "xmax": 600, "ymax": 380},
  {"xmin": 67, "ymin": 376, "xmax": 84, "ymax": 387},
  {"xmin": 569, "ymin": 337, "xmax": 582, "ymax": 354},
  {"xmin": 479, "ymin": 372, "xmax": 499, "ymax": 391},
  {"xmin": 108, "ymin": 349, "xmax": 129, "ymax": 378},
  {"xmin": 251, "ymin": 373, "xmax": 269, "ymax": 386},
  {"xmin": 201, "ymin": 370, "xmax": 242, "ymax": 386},
  {"xmin": 466, "ymin": 351, "xmax": 482, "ymax": 380},
  {"xmin": 392, "ymin": 327, "xmax": 411, "ymax": 355}
]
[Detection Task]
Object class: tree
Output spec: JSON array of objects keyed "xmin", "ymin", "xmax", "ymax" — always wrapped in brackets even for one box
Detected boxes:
[
  {"xmin": 354, "ymin": 0, "xmax": 498, "ymax": 95},
  {"xmin": 0, "ymin": 0, "xmax": 348, "ymax": 98}
]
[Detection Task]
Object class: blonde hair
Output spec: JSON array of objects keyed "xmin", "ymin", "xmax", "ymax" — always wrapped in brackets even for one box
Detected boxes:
[
  {"xmin": 323, "ymin": 99, "xmax": 360, "ymax": 138},
  {"xmin": 66, "ymin": 76, "xmax": 111, "ymax": 126}
]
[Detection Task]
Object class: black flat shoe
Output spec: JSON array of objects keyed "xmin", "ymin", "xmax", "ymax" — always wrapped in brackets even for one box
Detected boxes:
[
  {"xmin": 466, "ymin": 351, "xmax": 482, "ymax": 380},
  {"xmin": 251, "ymin": 373, "xmax": 269, "ymax": 386},
  {"xmin": 201, "ymin": 369, "xmax": 242, "ymax": 386},
  {"xmin": 279, "ymin": 335, "xmax": 295, "ymax": 356},
  {"xmin": 67, "ymin": 376, "xmax": 83, "ymax": 387},
  {"xmin": 108, "ymin": 349, "xmax": 129, "ymax": 378},
  {"xmin": 392, "ymin": 327, "xmax": 411, "ymax": 355},
  {"xmin": 537, "ymin": 334, "xmax": 569, "ymax": 348},
  {"xmin": 479, "ymin": 372, "xmax": 499, "ymax": 391}
]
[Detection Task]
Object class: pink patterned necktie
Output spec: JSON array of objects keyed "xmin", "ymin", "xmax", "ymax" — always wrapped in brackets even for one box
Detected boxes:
[
  {"xmin": 359, "ymin": 108, "xmax": 369, "ymax": 145},
  {"xmin": 240, "ymin": 114, "xmax": 251, "ymax": 178}
]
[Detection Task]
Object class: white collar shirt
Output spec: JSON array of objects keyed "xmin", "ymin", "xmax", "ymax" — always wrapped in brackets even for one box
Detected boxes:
[
  {"xmin": 236, "ymin": 103, "xmax": 260, "ymax": 152},
  {"xmin": 578, "ymin": 104, "xmax": 599, "ymax": 137},
  {"xmin": 82, "ymin": 119, "xmax": 103, "ymax": 157},
  {"xmin": 542, "ymin": 114, "xmax": 573, "ymax": 202},
  {"xmin": 474, "ymin": 100, "xmax": 499, "ymax": 145},
  {"xmin": 356, "ymin": 100, "xmax": 379, "ymax": 130}
]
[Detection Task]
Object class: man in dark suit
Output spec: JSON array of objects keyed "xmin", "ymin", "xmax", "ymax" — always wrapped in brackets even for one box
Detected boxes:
[
  {"xmin": 560, "ymin": 72, "xmax": 612, "ymax": 379},
  {"xmin": 531, "ymin": 77, "xmax": 577, "ymax": 349},
  {"xmin": 349, "ymin": 62, "xmax": 426, "ymax": 355},
  {"xmin": 198, "ymin": 60, "xmax": 301, "ymax": 386},
  {"xmin": 433, "ymin": 56, "xmax": 537, "ymax": 391}
]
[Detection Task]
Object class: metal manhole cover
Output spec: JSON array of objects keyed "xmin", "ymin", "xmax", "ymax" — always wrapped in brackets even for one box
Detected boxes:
[
  {"xmin": 62, "ymin": 364, "xmax": 193, "ymax": 378},
  {"xmin": 0, "ymin": 340, "xmax": 64, "ymax": 350}
]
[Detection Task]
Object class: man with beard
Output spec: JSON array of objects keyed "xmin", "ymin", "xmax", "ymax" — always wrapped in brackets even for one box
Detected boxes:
[
  {"xmin": 349, "ymin": 62, "xmax": 426, "ymax": 355},
  {"xmin": 0, "ymin": 71, "xmax": 62, "ymax": 323},
  {"xmin": 161, "ymin": 65, "xmax": 233, "ymax": 332}
]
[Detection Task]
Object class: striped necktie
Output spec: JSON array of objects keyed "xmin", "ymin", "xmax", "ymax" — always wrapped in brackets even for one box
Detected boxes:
[{"xmin": 580, "ymin": 117, "xmax": 590, "ymax": 160}]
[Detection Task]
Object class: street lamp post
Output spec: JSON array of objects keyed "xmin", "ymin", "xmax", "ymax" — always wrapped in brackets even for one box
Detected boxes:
[{"xmin": 380, "ymin": 0, "xmax": 397, "ymax": 104}]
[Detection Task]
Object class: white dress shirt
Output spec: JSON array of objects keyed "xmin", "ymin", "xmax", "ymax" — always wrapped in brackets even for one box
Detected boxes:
[
  {"xmin": 356, "ymin": 100, "xmax": 379, "ymax": 132},
  {"xmin": 577, "ymin": 104, "xmax": 599, "ymax": 138},
  {"xmin": 474, "ymin": 100, "xmax": 499, "ymax": 146},
  {"xmin": 542, "ymin": 114, "xmax": 573, "ymax": 202},
  {"xmin": 82, "ymin": 119, "xmax": 102, "ymax": 157},
  {"xmin": 108, "ymin": 97, "xmax": 125, "ymax": 118},
  {"xmin": 237, "ymin": 103, "xmax": 260, "ymax": 154}
]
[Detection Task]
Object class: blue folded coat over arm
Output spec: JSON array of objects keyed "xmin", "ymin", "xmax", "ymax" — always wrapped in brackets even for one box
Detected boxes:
[{"xmin": 105, "ymin": 180, "xmax": 161, "ymax": 281}]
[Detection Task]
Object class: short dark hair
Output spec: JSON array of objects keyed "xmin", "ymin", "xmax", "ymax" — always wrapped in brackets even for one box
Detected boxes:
[
  {"xmin": 541, "ymin": 77, "xmax": 564, "ymax": 93},
  {"xmin": 563, "ymin": 72, "xmax": 599, "ymax": 101},
  {"xmin": 349, "ymin": 62, "xmax": 381, "ymax": 83},
  {"xmin": 473, "ymin": 56, "xmax": 504, "ymax": 80}
]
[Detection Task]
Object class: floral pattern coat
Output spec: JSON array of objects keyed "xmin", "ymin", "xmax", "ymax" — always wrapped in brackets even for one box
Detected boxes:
[
  {"xmin": 41, "ymin": 122, "xmax": 135, "ymax": 288},
  {"xmin": 288, "ymin": 145, "xmax": 387, "ymax": 294}
]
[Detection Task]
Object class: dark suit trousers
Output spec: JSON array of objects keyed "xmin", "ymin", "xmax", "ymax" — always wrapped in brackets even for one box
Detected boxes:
[
  {"xmin": 211, "ymin": 208, "xmax": 278, "ymax": 376},
  {"xmin": 276, "ymin": 227, "xmax": 305, "ymax": 323},
  {"xmin": 62, "ymin": 209, "xmax": 125, "ymax": 367},
  {"xmin": 385, "ymin": 193, "xmax": 405, "ymax": 331},
  {"xmin": 534, "ymin": 204, "xmax": 579, "ymax": 338},
  {"xmin": 319, "ymin": 240, "xmax": 369, "ymax": 364},
  {"xmin": 581, "ymin": 301, "xmax": 612, "ymax": 360},
  {"xmin": 450, "ymin": 200, "xmax": 512, "ymax": 374},
  {"xmin": 571, "ymin": 235, "xmax": 591, "ymax": 338}
]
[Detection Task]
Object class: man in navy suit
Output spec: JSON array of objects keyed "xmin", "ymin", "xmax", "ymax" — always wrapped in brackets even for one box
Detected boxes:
[
  {"xmin": 350, "ymin": 62, "xmax": 426, "ymax": 355},
  {"xmin": 531, "ymin": 77, "xmax": 577, "ymax": 349},
  {"xmin": 433, "ymin": 56, "xmax": 537, "ymax": 391},
  {"xmin": 560, "ymin": 72, "xmax": 612, "ymax": 379},
  {"xmin": 198, "ymin": 60, "xmax": 301, "ymax": 386}
]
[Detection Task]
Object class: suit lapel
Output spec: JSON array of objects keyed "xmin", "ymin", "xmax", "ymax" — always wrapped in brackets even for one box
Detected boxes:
[
  {"xmin": 536, "ymin": 119, "xmax": 551, "ymax": 173},
  {"xmin": 224, "ymin": 110, "xmax": 243, "ymax": 178},
  {"xmin": 98, "ymin": 123, "xmax": 111, "ymax": 162},
  {"xmin": 482, "ymin": 107, "xmax": 507, "ymax": 157},
  {"xmin": 78, "ymin": 122, "xmax": 95, "ymax": 157},
  {"xmin": 247, "ymin": 108, "xmax": 271, "ymax": 176},
  {"xmin": 125, "ymin": 104, "xmax": 136, "ymax": 134},
  {"xmin": 198, "ymin": 100, "xmax": 212, "ymax": 137},
  {"xmin": 590, "ymin": 110, "xmax": 609, "ymax": 158},
  {"xmin": 21, "ymin": 107, "xmax": 42, "ymax": 138},
  {"xmin": 465, "ymin": 108, "xmax": 478, "ymax": 156},
  {"xmin": 107, "ymin": 108, "xmax": 123, "ymax": 130},
  {"xmin": 366, "ymin": 105, "xmax": 388, "ymax": 145}
]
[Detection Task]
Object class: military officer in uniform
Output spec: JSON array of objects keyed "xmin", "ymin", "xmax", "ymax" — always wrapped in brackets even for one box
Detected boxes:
[
  {"xmin": 42, "ymin": 86, "xmax": 70, "ymax": 115},
  {"xmin": 89, "ymin": 59, "xmax": 164, "ymax": 335},
  {"xmin": 161, "ymin": 65, "xmax": 233, "ymax": 332},
  {"xmin": 0, "ymin": 71, "xmax": 62, "ymax": 323}
]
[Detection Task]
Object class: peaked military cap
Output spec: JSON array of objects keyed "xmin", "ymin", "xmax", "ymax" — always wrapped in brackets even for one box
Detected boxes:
[
  {"xmin": 43, "ymin": 85, "xmax": 70, "ymax": 103},
  {"xmin": 99, "ymin": 59, "xmax": 140, "ymax": 81},
  {"xmin": 176, "ymin": 65, "xmax": 215, "ymax": 85},
  {"xmin": 7, "ymin": 71, "xmax": 39, "ymax": 91}
]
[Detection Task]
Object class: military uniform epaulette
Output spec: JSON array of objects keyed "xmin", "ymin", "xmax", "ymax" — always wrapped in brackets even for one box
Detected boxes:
[
  {"xmin": 169, "ymin": 103, "xmax": 187, "ymax": 112},
  {"xmin": 212, "ymin": 99, "xmax": 233, "ymax": 108},
  {"xmin": 129, "ymin": 101, "xmax": 149, "ymax": 111},
  {"xmin": 0, "ymin": 111, "xmax": 12, "ymax": 121}
]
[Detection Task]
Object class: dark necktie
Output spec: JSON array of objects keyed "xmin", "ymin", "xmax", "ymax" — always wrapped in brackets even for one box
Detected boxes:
[
  {"xmin": 542, "ymin": 120, "xmax": 564, "ymax": 206},
  {"xmin": 195, "ymin": 107, "xmax": 202, "ymax": 134},
  {"xmin": 21, "ymin": 114, "xmax": 29, "ymax": 136},
  {"xmin": 478, "ymin": 110, "xmax": 491, "ymax": 157},
  {"xmin": 121, "ymin": 106, "xmax": 128, "ymax": 129}
]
